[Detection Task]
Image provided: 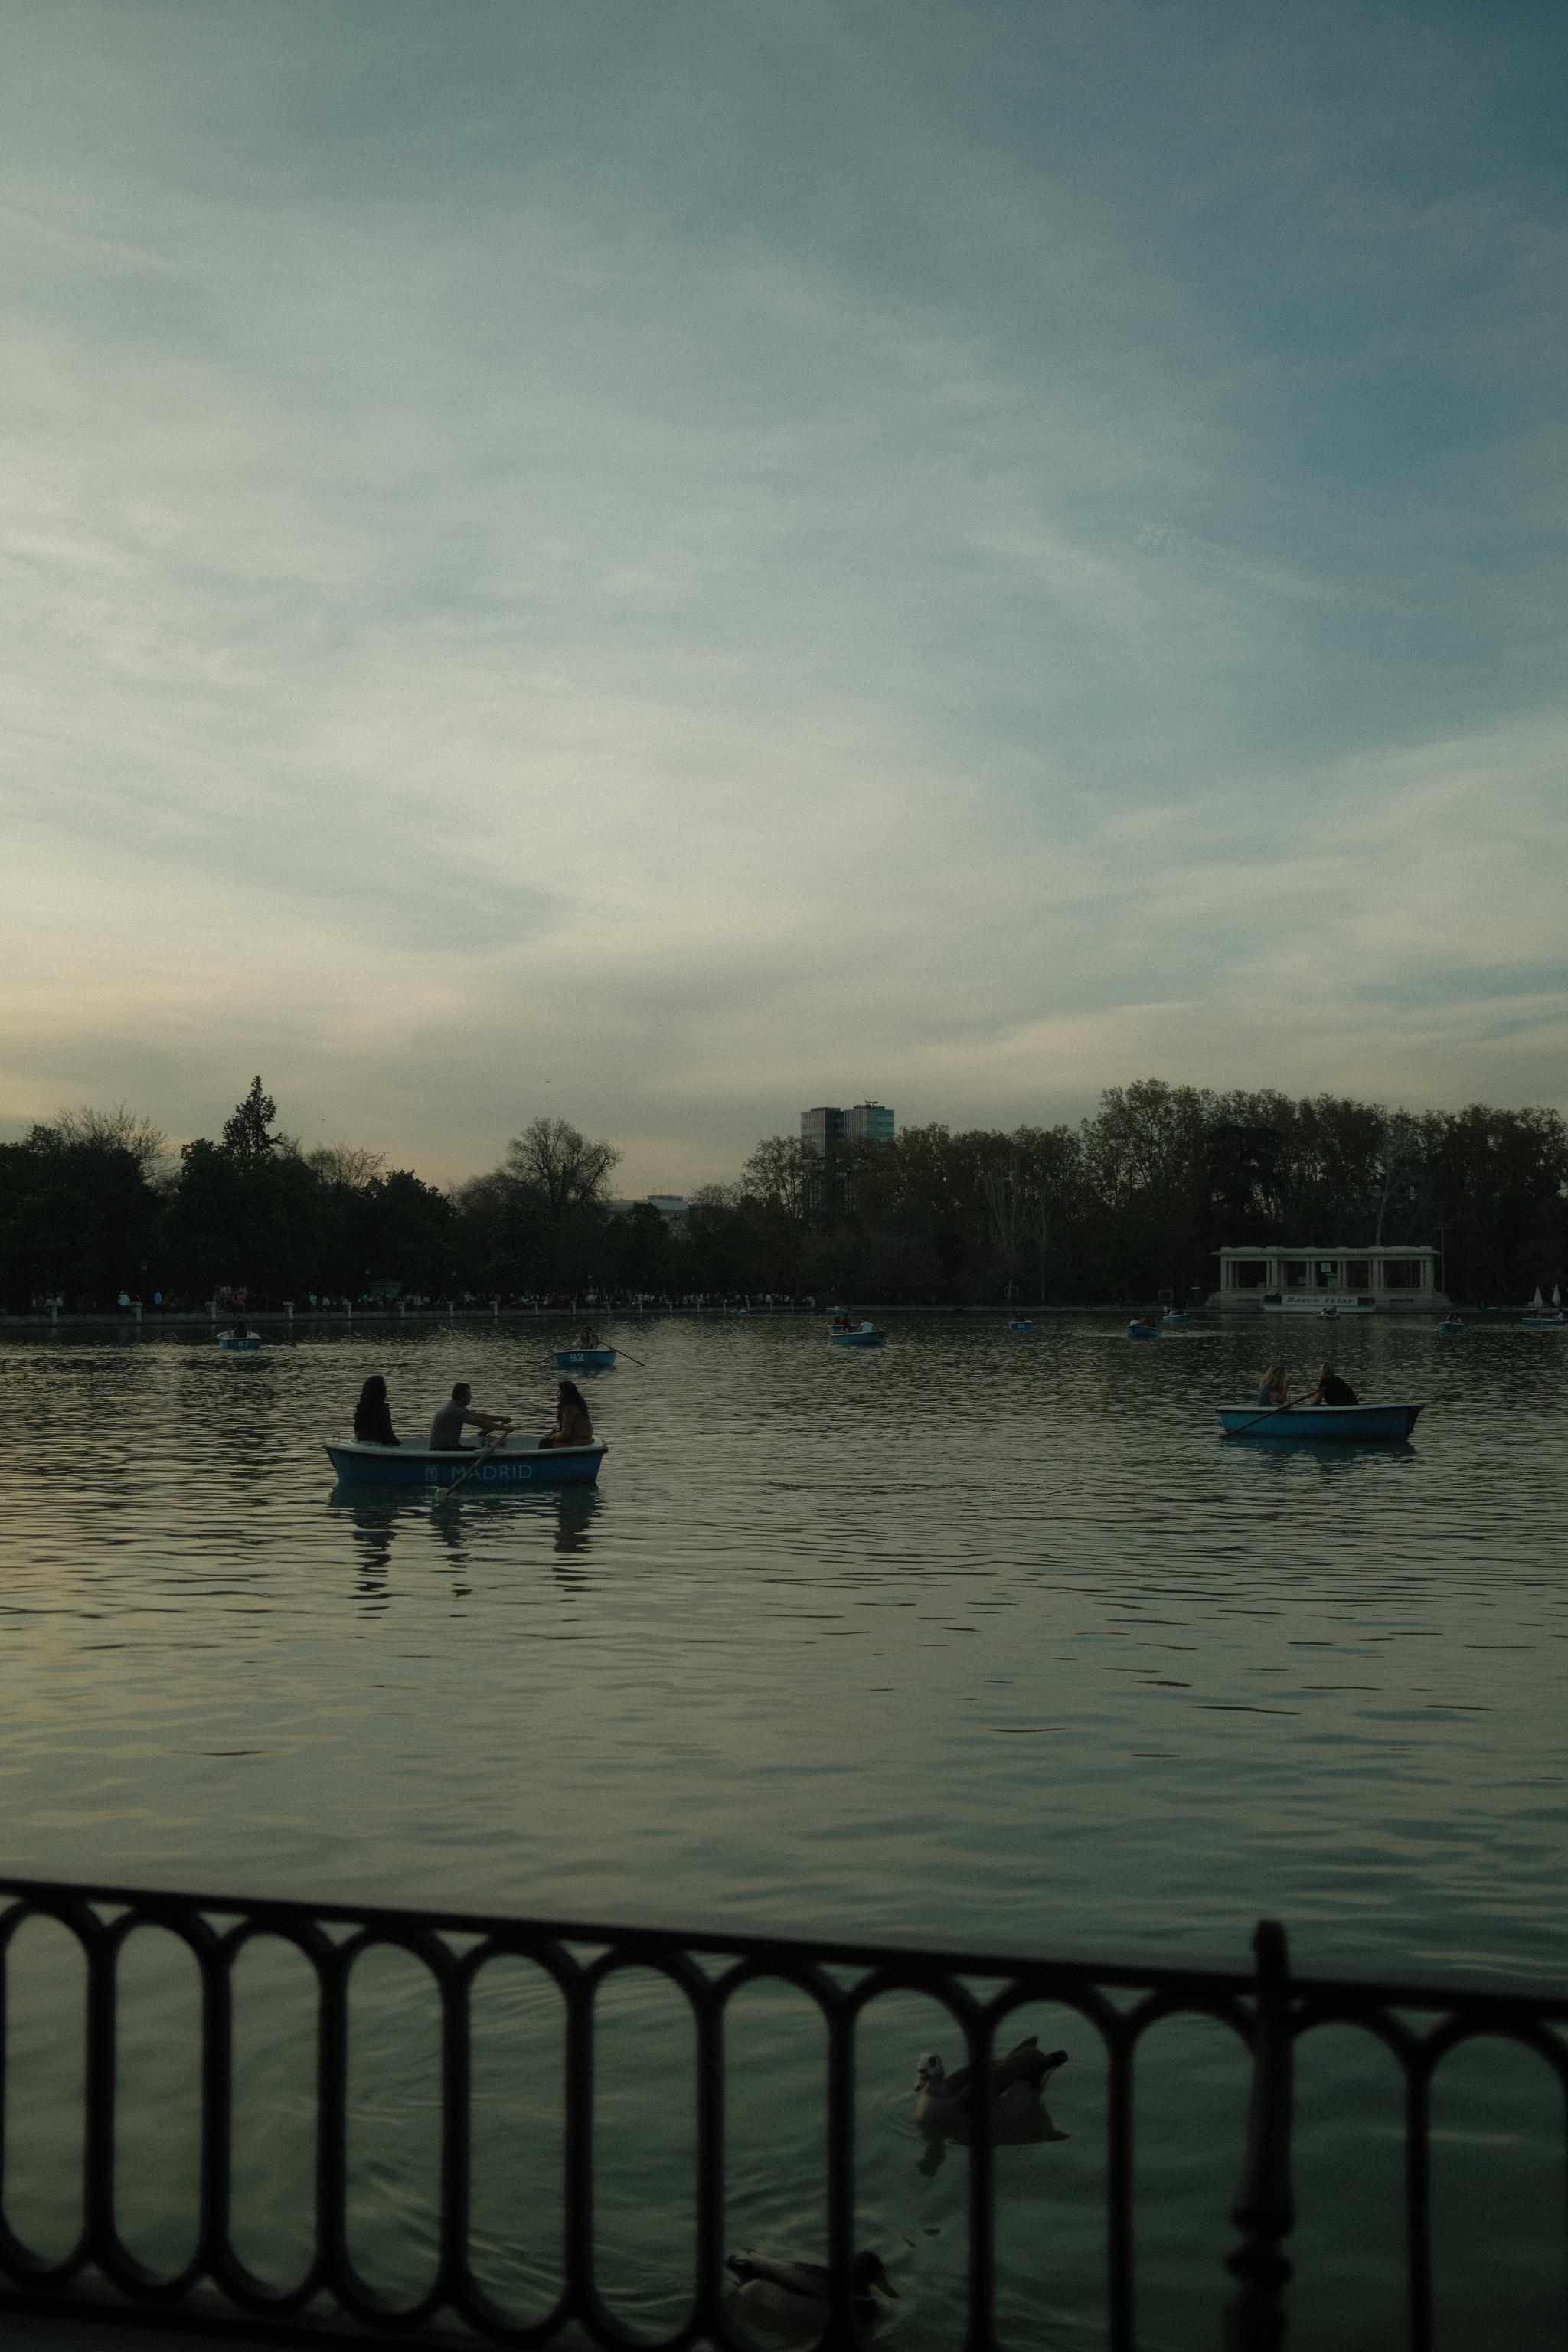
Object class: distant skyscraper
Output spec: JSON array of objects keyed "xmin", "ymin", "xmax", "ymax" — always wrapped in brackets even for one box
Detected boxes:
[
  {"xmin": 801, "ymin": 1106, "xmax": 848, "ymax": 1155},
  {"xmin": 846, "ymin": 1101, "xmax": 895, "ymax": 1147},
  {"xmin": 801, "ymin": 1102, "xmax": 894, "ymax": 1153}
]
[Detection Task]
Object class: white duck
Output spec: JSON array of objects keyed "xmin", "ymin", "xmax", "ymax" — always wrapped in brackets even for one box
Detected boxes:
[
  {"xmin": 725, "ymin": 2249, "xmax": 899, "ymax": 2333},
  {"xmin": 913, "ymin": 2035, "xmax": 1067, "ymax": 2137}
]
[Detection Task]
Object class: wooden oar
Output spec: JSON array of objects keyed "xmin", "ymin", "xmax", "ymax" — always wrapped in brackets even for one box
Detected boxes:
[
  {"xmin": 1223, "ymin": 1393, "xmax": 1310, "ymax": 1438},
  {"xmin": 436, "ymin": 1432, "xmax": 504, "ymax": 1504}
]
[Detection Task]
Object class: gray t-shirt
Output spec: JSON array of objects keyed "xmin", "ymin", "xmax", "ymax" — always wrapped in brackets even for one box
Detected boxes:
[{"xmin": 429, "ymin": 1400, "xmax": 471, "ymax": 1450}]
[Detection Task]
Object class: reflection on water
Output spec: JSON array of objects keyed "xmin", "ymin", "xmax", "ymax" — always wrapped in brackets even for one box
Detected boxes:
[
  {"xmin": 333, "ymin": 1485, "xmax": 603, "ymax": 1594},
  {"xmin": 0, "ymin": 1315, "xmax": 1564, "ymax": 2347}
]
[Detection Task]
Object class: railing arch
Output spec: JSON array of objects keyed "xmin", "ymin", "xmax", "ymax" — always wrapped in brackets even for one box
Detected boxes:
[{"xmin": 0, "ymin": 1877, "xmax": 1561, "ymax": 2352}]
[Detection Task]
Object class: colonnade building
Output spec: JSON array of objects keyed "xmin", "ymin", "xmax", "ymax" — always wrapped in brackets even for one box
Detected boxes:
[{"xmin": 1211, "ymin": 1246, "xmax": 1446, "ymax": 1312}]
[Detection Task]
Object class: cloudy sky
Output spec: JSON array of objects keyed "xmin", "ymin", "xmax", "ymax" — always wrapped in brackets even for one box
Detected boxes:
[{"xmin": 2, "ymin": 1, "xmax": 1563, "ymax": 1190}]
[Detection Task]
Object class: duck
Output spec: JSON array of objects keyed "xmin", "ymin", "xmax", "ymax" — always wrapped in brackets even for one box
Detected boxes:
[
  {"xmin": 913, "ymin": 2036, "xmax": 1067, "ymax": 2134},
  {"xmin": 725, "ymin": 2249, "xmax": 899, "ymax": 2332}
]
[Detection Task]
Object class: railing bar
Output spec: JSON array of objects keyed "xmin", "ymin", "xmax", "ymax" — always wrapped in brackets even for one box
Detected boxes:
[
  {"xmin": 562, "ymin": 1976, "xmax": 594, "ymax": 2321},
  {"xmin": 964, "ymin": 2012, "xmax": 995, "ymax": 2352},
  {"xmin": 10, "ymin": 1876, "xmax": 1563, "ymax": 2020},
  {"xmin": 1405, "ymin": 2063, "xmax": 1432, "ymax": 2352},
  {"xmin": 693, "ymin": 1986, "xmax": 724, "ymax": 2337},
  {"xmin": 1106, "ymin": 2030, "xmax": 1135, "ymax": 2352},
  {"xmin": 83, "ymin": 1923, "xmax": 117, "ymax": 2267},
  {"xmin": 315, "ymin": 1945, "xmax": 348, "ymax": 2306},
  {"xmin": 1223, "ymin": 1920, "xmax": 1295, "ymax": 2352},
  {"xmin": 439, "ymin": 1960, "xmax": 471, "ymax": 2309},
  {"xmin": 824, "ymin": 2002, "xmax": 855, "ymax": 2352},
  {"xmin": 199, "ymin": 1936, "xmax": 234, "ymax": 2280}
]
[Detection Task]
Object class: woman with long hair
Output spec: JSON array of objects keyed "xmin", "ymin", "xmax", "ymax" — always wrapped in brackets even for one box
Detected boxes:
[
  {"xmin": 1255, "ymin": 1363, "xmax": 1291, "ymax": 1408},
  {"xmin": 540, "ymin": 1379, "xmax": 593, "ymax": 1449},
  {"xmin": 354, "ymin": 1374, "xmax": 398, "ymax": 1445}
]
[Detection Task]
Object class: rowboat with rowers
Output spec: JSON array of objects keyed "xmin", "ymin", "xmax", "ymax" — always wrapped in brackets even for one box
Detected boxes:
[
  {"xmin": 326, "ymin": 1436, "xmax": 607, "ymax": 1488},
  {"xmin": 1218, "ymin": 1401, "xmax": 1425, "ymax": 1442}
]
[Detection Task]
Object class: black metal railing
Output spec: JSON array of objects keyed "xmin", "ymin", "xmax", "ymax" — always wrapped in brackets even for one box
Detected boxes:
[{"xmin": 0, "ymin": 1875, "xmax": 1563, "ymax": 2350}]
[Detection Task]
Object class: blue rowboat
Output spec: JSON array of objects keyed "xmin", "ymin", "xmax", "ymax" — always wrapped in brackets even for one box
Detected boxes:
[
  {"xmin": 326, "ymin": 1438, "xmax": 607, "ymax": 1489},
  {"xmin": 218, "ymin": 1334, "xmax": 262, "ymax": 1353},
  {"xmin": 1162, "ymin": 1310, "xmax": 1194, "ymax": 1325},
  {"xmin": 1218, "ymin": 1402, "xmax": 1425, "ymax": 1442},
  {"xmin": 1520, "ymin": 1315, "xmax": 1566, "ymax": 1330},
  {"xmin": 1008, "ymin": 1318, "xmax": 1034, "ymax": 1332},
  {"xmin": 830, "ymin": 1328, "xmax": 886, "ymax": 1348},
  {"xmin": 1126, "ymin": 1319, "xmax": 1161, "ymax": 1340},
  {"xmin": 554, "ymin": 1348, "xmax": 617, "ymax": 1369},
  {"xmin": 1437, "ymin": 1318, "xmax": 1465, "ymax": 1336}
]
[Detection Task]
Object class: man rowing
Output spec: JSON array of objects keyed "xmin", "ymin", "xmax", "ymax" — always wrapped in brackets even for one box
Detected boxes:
[
  {"xmin": 1309, "ymin": 1363, "xmax": 1358, "ymax": 1406},
  {"xmin": 428, "ymin": 1382, "xmax": 513, "ymax": 1450}
]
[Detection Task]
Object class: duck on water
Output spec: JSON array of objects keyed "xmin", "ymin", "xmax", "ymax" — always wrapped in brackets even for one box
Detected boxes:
[{"xmin": 726, "ymin": 2250, "xmax": 898, "ymax": 2333}]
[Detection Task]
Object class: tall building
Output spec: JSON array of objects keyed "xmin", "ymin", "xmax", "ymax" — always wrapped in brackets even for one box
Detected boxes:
[
  {"xmin": 846, "ymin": 1101, "xmax": 895, "ymax": 1147},
  {"xmin": 801, "ymin": 1106, "xmax": 848, "ymax": 1155},
  {"xmin": 801, "ymin": 1102, "xmax": 895, "ymax": 1153}
]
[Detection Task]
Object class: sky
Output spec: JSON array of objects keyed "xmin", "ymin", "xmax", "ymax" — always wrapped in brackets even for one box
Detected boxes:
[{"xmin": 1, "ymin": 0, "xmax": 1564, "ymax": 1193}]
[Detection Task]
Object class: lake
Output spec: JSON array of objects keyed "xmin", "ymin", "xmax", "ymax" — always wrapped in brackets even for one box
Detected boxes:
[{"xmin": 0, "ymin": 1312, "xmax": 1563, "ymax": 2348}]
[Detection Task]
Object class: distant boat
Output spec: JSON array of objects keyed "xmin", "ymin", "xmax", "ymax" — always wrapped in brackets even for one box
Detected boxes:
[
  {"xmin": 1219, "ymin": 1402, "xmax": 1425, "ymax": 1442},
  {"xmin": 1126, "ymin": 1318, "xmax": 1161, "ymax": 1341},
  {"xmin": 327, "ymin": 1438, "xmax": 606, "ymax": 1488},
  {"xmin": 1008, "ymin": 1318, "xmax": 1034, "ymax": 1332},
  {"xmin": 831, "ymin": 1324, "xmax": 886, "ymax": 1348},
  {"xmin": 218, "ymin": 1332, "xmax": 262, "ymax": 1353},
  {"xmin": 1436, "ymin": 1318, "xmax": 1465, "ymax": 1336},
  {"xmin": 1162, "ymin": 1309, "xmax": 1195, "ymax": 1325},
  {"xmin": 554, "ymin": 1347, "xmax": 617, "ymax": 1369}
]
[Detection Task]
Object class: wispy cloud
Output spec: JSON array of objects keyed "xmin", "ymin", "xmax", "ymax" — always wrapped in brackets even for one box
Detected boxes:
[{"xmin": 0, "ymin": 2, "xmax": 1563, "ymax": 1184}]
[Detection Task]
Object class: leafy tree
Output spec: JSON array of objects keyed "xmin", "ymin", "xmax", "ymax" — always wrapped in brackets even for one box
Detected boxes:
[{"xmin": 222, "ymin": 1077, "xmax": 279, "ymax": 1159}]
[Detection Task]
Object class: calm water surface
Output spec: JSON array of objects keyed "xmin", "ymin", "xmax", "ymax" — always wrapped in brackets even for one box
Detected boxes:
[{"xmin": 0, "ymin": 1315, "xmax": 1563, "ymax": 2349}]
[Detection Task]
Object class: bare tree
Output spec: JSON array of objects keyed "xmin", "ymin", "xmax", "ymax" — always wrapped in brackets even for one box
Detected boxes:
[
  {"xmin": 307, "ymin": 1142, "xmax": 387, "ymax": 1192},
  {"xmin": 978, "ymin": 1155, "xmax": 1027, "ymax": 1295},
  {"xmin": 740, "ymin": 1136, "xmax": 812, "ymax": 1220},
  {"xmin": 52, "ymin": 1103, "xmax": 168, "ymax": 1174},
  {"xmin": 503, "ymin": 1117, "xmax": 621, "ymax": 1217}
]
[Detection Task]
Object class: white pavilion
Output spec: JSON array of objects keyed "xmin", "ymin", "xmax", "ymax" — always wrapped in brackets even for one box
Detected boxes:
[{"xmin": 1210, "ymin": 1246, "xmax": 1447, "ymax": 1312}]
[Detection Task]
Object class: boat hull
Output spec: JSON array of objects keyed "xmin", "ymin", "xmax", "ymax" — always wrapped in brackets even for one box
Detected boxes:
[
  {"xmin": 554, "ymin": 1348, "xmax": 617, "ymax": 1368},
  {"xmin": 326, "ymin": 1439, "xmax": 607, "ymax": 1488},
  {"xmin": 830, "ymin": 1331, "xmax": 886, "ymax": 1348},
  {"xmin": 218, "ymin": 1336, "xmax": 263, "ymax": 1353},
  {"xmin": 1520, "ymin": 1317, "xmax": 1566, "ymax": 1331},
  {"xmin": 1126, "ymin": 1323, "xmax": 1160, "ymax": 1340},
  {"xmin": 1218, "ymin": 1403, "xmax": 1425, "ymax": 1442}
]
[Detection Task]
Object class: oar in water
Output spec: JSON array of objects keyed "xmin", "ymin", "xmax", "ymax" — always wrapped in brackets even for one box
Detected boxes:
[
  {"xmin": 436, "ymin": 1432, "xmax": 505, "ymax": 1504},
  {"xmin": 1223, "ymin": 1393, "xmax": 1309, "ymax": 1438}
]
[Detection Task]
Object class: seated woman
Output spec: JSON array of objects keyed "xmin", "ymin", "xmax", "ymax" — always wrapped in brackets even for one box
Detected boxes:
[
  {"xmin": 539, "ymin": 1379, "xmax": 593, "ymax": 1449},
  {"xmin": 1256, "ymin": 1363, "xmax": 1291, "ymax": 1407},
  {"xmin": 577, "ymin": 1325, "xmax": 600, "ymax": 1348},
  {"xmin": 354, "ymin": 1374, "xmax": 399, "ymax": 1445}
]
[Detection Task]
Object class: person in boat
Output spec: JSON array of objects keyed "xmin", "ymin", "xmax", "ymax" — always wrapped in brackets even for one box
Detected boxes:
[
  {"xmin": 231, "ymin": 1319, "xmax": 253, "ymax": 1338},
  {"xmin": 354, "ymin": 1374, "xmax": 398, "ymax": 1446},
  {"xmin": 1256, "ymin": 1363, "xmax": 1292, "ymax": 1407},
  {"xmin": 1309, "ymin": 1363, "xmax": 1358, "ymax": 1406},
  {"xmin": 428, "ymin": 1382, "xmax": 513, "ymax": 1451},
  {"xmin": 539, "ymin": 1379, "xmax": 593, "ymax": 1449},
  {"xmin": 577, "ymin": 1325, "xmax": 600, "ymax": 1348}
]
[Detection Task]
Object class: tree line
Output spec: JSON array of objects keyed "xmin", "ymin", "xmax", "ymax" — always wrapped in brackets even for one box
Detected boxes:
[{"xmin": 1, "ymin": 1076, "xmax": 1563, "ymax": 1310}]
